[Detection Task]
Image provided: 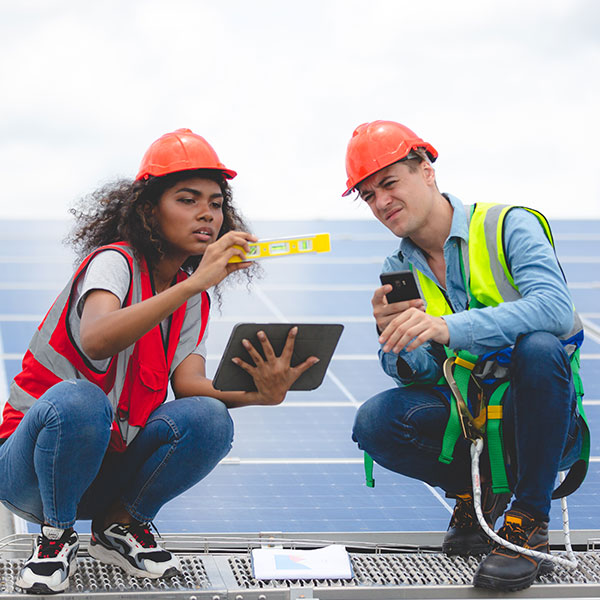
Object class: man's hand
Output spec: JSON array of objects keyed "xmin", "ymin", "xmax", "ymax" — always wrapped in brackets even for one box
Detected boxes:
[
  {"xmin": 373, "ymin": 284, "xmax": 449, "ymax": 352},
  {"xmin": 372, "ymin": 284, "xmax": 425, "ymax": 332},
  {"xmin": 232, "ymin": 327, "xmax": 319, "ymax": 405}
]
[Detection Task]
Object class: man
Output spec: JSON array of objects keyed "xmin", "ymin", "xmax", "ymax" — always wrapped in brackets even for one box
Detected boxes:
[{"xmin": 346, "ymin": 121, "xmax": 587, "ymax": 592}]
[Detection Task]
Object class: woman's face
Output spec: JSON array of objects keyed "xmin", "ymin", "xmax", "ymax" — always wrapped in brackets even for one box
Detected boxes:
[{"xmin": 153, "ymin": 176, "xmax": 224, "ymax": 260}]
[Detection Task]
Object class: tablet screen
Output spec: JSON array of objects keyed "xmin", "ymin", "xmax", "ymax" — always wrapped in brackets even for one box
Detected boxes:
[{"xmin": 212, "ymin": 323, "xmax": 344, "ymax": 392}]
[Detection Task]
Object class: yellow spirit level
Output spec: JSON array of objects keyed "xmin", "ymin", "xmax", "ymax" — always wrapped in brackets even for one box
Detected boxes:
[{"xmin": 228, "ymin": 233, "xmax": 331, "ymax": 263}]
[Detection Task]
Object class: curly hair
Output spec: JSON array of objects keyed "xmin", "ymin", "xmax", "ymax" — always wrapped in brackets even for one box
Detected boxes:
[{"xmin": 66, "ymin": 169, "xmax": 259, "ymax": 307}]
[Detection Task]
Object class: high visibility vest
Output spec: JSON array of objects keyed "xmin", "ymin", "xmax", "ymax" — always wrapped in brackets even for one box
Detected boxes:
[{"xmin": 0, "ymin": 243, "xmax": 210, "ymax": 452}]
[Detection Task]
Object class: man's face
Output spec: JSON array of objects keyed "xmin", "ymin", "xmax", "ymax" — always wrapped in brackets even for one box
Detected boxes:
[{"xmin": 357, "ymin": 161, "xmax": 435, "ymax": 238}]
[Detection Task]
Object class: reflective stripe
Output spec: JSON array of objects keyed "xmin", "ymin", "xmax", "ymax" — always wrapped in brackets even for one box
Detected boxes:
[{"xmin": 469, "ymin": 203, "xmax": 520, "ymax": 305}]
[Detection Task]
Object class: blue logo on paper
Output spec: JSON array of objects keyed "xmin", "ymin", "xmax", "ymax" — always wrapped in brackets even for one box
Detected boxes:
[{"xmin": 275, "ymin": 555, "xmax": 311, "ymax": 570}]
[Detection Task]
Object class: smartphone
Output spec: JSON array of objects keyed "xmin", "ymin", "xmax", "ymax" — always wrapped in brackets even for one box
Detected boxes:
[{"xmin": 379, "ymin": 270, "xmax": 421, "ymax": 303}]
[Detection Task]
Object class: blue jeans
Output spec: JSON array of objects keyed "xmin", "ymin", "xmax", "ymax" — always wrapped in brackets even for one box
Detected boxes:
[
  {"xmin": 0, "ymin": 380, "xmax": 233, "ymax": 528},
  {"xmin": 352, "ymin": 332, "xmax": 583, "ymax": 521}
]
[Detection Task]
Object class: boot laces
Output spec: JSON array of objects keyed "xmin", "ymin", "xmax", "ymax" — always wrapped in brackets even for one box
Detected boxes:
[
  {"xmin": 449, "ymin": 495, "xmax": 476, "ymax": 529},
  {"xmin": 497, "ymin": 518, "xmax": 528, "ymax": 547}
]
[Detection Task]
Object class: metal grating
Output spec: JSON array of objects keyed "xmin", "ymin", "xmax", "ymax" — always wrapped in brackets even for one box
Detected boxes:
[
  {"xmin": 228, "ymin": 551, "xmax": 600, "ymax": 590},
  {"xmin": 0, "ymin": 556, "xmax": 212, "ymax": 596},
  {"xmin": 4, "ymin": 550, "xmax": 600, "ymax": 598}
]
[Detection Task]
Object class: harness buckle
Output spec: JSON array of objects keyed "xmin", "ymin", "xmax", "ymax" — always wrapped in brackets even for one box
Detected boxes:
[{"xmin": 443, "ymin": 356, "xmax": 484, "ymax": 442}]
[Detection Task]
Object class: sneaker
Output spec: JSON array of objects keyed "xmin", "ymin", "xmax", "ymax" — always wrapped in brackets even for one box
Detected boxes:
[
  {"xmin": 88, "ymin": 521, "xmax": 180, "ymax": 579},
  {"xmin": 473, "ymin": 508, "xmax": 553, "ymax": 591},
  {"xmin": 16, "ymin": 525, "xmax": 79, "ymax": 595},
  {"xmin": 442, "ymin": 487, "xmax": 511, "ymax": 556}
]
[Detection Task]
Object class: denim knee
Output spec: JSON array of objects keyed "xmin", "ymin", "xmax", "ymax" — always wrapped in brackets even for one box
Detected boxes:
[
  {"xmin": 194, "ymin": 397, "xmax": 234, "ymax": 453},
  {"xmin": 164, "ymin": 396, "xmax": 234, "ymax": 457},
  {"xmin": 352, "ymin": 394, "xmax": 387, "ymax": 453},
  {"xmin": 39, "ymin": 380, "xmax": 113, "ymax": 444},
  {"xmin": 512, "ymin": 332, "xmax": 568, "ymax": 376}
]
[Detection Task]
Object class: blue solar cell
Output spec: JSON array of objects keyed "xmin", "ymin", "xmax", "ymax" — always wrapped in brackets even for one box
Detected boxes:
[
  {"xmin": 0, "ymin": 321, "xmax": 38, "ymax": 353},
  {"xmin": 0, "ymin": 263, "xmax": 73, "ymax": 283},
  {"xmin": 581, "ymin": 359, "xmax": 600, "ymax": 396},
  {"xmin": 0, "ymin": 289, "xmax": 58, "ymax": 314},
  {"xmin": 0, "ymin": 239, "xmax": 73, "ymax": 259},
  {"xmin": 570, "ymin": 290, "xmax": 600, "ymax": 313},
  {"xmin": 563, "ymin": 263, "xmax": 600, "ymax": 282},
  {"xmin": 229, "ymin": 405, "xmax": 359, "ymax": 458},
  {"xmin": 554, "ymin": 239, "xmax": 600, "ymax": 257},
  {"xmin": 582, "ymin": 338, "xmax": 600, "ymax": 354}
]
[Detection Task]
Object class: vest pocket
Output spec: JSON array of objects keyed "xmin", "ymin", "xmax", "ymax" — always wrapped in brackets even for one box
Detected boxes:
[
  {"xmin": 117, "ymin": 361, "xmax": 168, "ymax": 430},
  {"xmin": 138, "ymin": 363, "xmax": 166, "ymax": 392}
]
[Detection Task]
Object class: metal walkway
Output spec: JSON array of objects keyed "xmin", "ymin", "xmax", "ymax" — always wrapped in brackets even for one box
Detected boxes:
[{"xmin": 3, "ymin": 532, "xmax": 600, "ymax": 598}]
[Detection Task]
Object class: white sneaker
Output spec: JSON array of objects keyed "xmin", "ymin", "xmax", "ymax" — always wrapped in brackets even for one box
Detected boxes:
[
  {"xmin": 16, "ymin": 525, "xmax": 79, "ymax": 594},
  {"xmin": 88, "ymin": 521, "xmax": 180, "ymax": 579}
]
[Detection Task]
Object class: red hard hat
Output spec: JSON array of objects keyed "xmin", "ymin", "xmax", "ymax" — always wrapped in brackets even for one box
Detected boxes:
[
  {"xmin": 135, "ymin": 128, "xmax": 237, "ymax": 181},
  {"xmin": 342, "ymin": 120, "xmax": 437, "ymax": 196}
]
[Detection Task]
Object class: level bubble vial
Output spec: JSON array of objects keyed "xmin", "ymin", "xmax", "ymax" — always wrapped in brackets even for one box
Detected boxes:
[{"xmin": 228, "ymin": 233, "xmax": 330, "ymax": 262}]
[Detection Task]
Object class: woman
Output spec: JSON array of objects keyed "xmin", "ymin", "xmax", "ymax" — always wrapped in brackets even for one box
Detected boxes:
[{"xmin": 0, "ymin": 128, "xmax": 317, "ymax": 594}]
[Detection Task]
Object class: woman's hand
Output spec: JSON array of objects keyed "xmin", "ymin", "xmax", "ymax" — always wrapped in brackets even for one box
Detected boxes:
[
  {"xmin": 187, "ymin": 230, "xmax": 258, "ymax": 292},
  {"xmin": 232, "ymin": 327, "xmax": 319, "ymax": 405}
]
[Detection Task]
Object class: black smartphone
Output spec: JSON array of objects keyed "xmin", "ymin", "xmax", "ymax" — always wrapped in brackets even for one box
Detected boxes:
[{"xmin": 379, "ymin": 270, "xmax": 421, "ymax": 303}]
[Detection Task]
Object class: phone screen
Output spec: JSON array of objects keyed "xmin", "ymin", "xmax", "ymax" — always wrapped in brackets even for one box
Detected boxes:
[{"xmin": 379, "ymin": 270, "xmax": 421, "ymax": 303}]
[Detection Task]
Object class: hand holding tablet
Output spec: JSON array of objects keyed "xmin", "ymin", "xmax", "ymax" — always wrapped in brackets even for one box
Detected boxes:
[{"xmin": 213, "ymin": 323, "xmax": 344, "ymax": 392}]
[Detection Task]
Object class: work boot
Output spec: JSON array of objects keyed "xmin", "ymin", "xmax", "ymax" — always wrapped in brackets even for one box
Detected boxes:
[
  {"xmin": 442, "ymin": 487, "xmax": 511, "ymax": 556},
  {"xmin": 473, "ymin": 508, "xmax": 553, "ymax": 591}
]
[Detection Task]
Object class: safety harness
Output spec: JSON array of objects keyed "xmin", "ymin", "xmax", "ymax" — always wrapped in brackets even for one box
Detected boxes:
[{"xmin": 364, "ymin": 203, "xmax": 590, "ymax": 502}]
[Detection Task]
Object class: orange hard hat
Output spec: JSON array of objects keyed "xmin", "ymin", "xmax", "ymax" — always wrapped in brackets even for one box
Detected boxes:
[
  {"xmin": 342, "ymin": 120, "xmax": 437, "ymax": 196},
  {"xmin": 135, "ymin": 128, "xmax": 237, "ymax": 181}
]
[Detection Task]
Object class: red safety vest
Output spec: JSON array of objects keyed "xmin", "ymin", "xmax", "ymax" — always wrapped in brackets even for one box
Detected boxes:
[{"xmin": 0, "ymin": 243, "xmax": 210, "ymax": 452}]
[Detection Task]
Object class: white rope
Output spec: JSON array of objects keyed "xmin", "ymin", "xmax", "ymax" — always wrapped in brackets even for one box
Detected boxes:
[{"xmin": 470, "ymin": 438, "xmax": 577, "ymax": 569}]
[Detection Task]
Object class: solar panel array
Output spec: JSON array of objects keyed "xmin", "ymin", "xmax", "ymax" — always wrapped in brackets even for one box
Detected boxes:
[{"xmin": 0, "ymin": 218, "xmax": 598, "ymax": 536}]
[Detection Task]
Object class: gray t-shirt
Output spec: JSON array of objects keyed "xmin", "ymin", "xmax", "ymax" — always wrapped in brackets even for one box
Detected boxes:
[{"xmin": 68, "ymin": 250, "xmax": 208, "ymax": 371}]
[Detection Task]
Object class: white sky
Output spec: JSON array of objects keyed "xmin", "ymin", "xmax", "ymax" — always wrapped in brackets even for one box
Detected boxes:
[{"xmin": 1, "ymin": 0, "xmax": 599, "ymax": 222}]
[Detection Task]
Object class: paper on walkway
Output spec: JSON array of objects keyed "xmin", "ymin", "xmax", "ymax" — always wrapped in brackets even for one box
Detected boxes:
[{"xmin": 251, "ymin": 544, "xmax": 353, "ymax": 580}]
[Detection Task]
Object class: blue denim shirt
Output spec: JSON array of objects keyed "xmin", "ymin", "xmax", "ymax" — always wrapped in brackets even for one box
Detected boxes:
[{"xmin": 379, "ymin": 194, "xmax": 575, "ymax": 386}]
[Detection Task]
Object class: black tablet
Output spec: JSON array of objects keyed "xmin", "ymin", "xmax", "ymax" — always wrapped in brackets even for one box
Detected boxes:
[{"xmin": 212, "ymin": 323, "xmax": 344, "ymax": 392}]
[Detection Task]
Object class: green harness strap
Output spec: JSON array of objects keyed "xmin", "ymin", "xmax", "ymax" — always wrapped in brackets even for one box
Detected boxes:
[
  {"xmin": 439, "ymin": 348, "xmax": 590, "ymax": 499},
  {"xmin": 364, "ymin": 451, "xmax": 375, "ymax": 488},
  {"xmin": 439, "ymin": 349, "xmax": 478, "ymax": 464},
  {"xmin": 486, "ymin": 381, "xmax": 510, "ymax": 493},
  {"xmin": 363, "ymin": 346, "xmax": 589, "ymax": 495}
]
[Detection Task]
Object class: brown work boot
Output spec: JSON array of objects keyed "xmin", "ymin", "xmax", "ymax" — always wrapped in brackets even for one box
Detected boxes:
[
  {"xmin": 442, "ymin": 487, "xmax": 511, "ymax": 556},
  {"xmin": 473, "ymin": 508, "xmax": 553, "ymax": 591}
]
